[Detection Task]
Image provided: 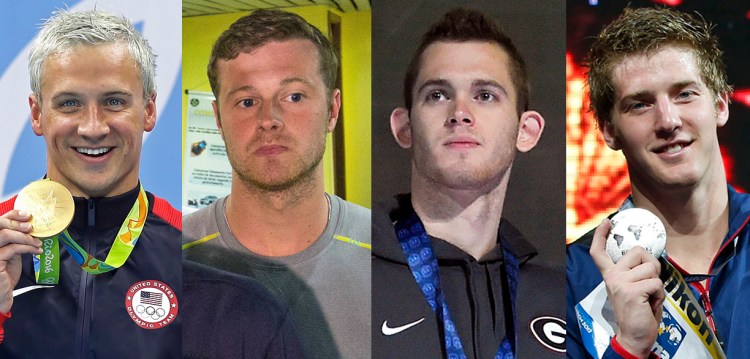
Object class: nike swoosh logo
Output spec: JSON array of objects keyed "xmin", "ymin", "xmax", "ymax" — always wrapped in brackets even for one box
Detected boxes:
[
  {"xmin": 13, "ymin": 285, "xmax": 54, "ymax": 297},
  {"xmin": 381, "ymin": 318, "xmax": 425, "ymax": 336}
]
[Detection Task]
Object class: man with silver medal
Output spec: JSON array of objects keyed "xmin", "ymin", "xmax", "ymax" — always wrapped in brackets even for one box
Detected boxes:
[{"xmin": 566, "ymin": 7, "xmax": 750, "ymax": 359}]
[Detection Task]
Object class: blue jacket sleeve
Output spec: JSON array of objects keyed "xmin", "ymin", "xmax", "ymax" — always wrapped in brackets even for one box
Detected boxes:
[{"xmin": 567, "ymin": 238, "xmax": 626, "ymax": 359}]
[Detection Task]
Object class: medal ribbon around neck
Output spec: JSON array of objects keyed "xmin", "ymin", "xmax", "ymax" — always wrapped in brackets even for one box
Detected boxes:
[
  {"xmin": 33, "ymin": 185, "xmax": 148, "ymax": 284},
  {"xmin": 395, "ymin": 212, "xmax": 518, "ymax": 359}
]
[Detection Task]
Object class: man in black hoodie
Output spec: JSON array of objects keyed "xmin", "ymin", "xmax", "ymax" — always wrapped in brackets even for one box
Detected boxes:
[{"xmin": 372, "ymin": 7, "xmax": 565, "ymax": 358}]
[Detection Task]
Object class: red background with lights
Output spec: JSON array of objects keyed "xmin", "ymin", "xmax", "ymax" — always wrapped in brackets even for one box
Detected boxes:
[{"xmin": 567, "ymin": 0, "xmax": 750, "ymax": 242}]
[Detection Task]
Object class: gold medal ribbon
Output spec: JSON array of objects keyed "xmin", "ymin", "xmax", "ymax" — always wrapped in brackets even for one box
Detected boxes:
[
  {"xmin": 57, "ymin": 185, "xmax": 148, "ymax": 276},
  {"xmin": 21, "ymin": 182, "xmax": 148, "ymax": 284}
]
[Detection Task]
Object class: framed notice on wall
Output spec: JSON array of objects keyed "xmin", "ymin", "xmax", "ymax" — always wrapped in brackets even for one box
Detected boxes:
[{"xmin": 182, "ymin": 91, "xmax": 232, "ymax": 214}]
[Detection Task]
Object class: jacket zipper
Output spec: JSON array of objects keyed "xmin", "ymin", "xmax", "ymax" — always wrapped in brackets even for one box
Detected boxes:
[
  {"xmin": 75, "ymin": 198, "xmax": 96, "ymax": 359},
  {"xmin": 467, "ymin": 263, "xmax": 479, "ymax": 359}
]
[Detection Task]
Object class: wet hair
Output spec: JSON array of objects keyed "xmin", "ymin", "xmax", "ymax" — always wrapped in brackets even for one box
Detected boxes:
[
  {"xmin": 586, "ymin": 7, "xmax": 731, "ymax": 127},
  {"xmin": 29, "ymin": 9, "xmax": 157, "ymax": 101},
  {"xmin": 207, "ymin": 9, "xmax": 338, "ymax": 100},
  {"xmin": 403, "ymin": 7, "xmax": 529, "ymax": 114}
]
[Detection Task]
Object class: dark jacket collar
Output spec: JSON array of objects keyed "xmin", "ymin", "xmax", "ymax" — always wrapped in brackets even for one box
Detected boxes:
[
  {"xmin": 70, "ymin": 183, "xmax": 142, "ymax": 230},
  {"xmin": 373, "ymin": 193, "xmax": 538, "ymax": 265}
]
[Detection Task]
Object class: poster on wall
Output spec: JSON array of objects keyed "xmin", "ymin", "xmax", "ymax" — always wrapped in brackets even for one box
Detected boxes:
[{"xmin": 182, "ymin": 91, "xmax": 232, "ymax": 214}]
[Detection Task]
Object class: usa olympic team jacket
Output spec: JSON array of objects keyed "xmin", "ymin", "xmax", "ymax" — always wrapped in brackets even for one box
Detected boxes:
[
  {"xmin": 0, "ymin": 184, "xmax": 182, "ymax": 358},
  {"xmin": 566, "ymin": 186, "xmax": 750, "ymax": 358}
]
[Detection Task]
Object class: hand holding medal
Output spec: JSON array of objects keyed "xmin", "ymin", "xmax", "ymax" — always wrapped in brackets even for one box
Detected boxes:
[
  {"xmin": 12, "ymin": 179, "xmax": 148, "ymax": 285},
  {"xmin": 590, "ymin": 210, "xmax": 668, "ymax": 357},
  {"xmin": 12, "ymin": 179, "xmax": 74, "ymax": 285},
  {"xmin": 0, "ymin": 179, "xmax": 73, "ymax": 313},
  {"xmin": 14, "ymin": 179, "xmax": 74, "ymax": 238},
  {"xmin": 605, "ymin": 208, "xmax": 667, "ymax": 263}
]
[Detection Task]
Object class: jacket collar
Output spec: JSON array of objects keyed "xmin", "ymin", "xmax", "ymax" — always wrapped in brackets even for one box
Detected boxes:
[
  {"xmin": 70, "ymin": 183, "xmax": 143, "ymax": 230},
  {"xmin": 619, "ymin": 185, "xmax": 750, "ymax": 276},
  {"xmin": 373, "ymin": 193, "xmax": 538, "ymax": 265}
]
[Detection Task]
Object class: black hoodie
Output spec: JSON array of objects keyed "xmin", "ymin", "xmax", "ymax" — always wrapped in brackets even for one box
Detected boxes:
[{"xmin": 372, "ymin": 194, "xmax": 565, "ymax": 358}]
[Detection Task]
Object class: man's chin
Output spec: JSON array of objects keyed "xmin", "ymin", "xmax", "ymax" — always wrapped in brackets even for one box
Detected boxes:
[
  {"xmin": 68, "ymin": 181, "xmax": 116, "ymax": 198},
  {"xmin": 429, "ymin": 171, "xmax": 501, "ymax": 192},
  {"xmin": 238, "ymin": 171, "xmax": 312, "ymax": 193},
  {"xmin": 641, "ymin": 161, "xmax": 702, "ymax": 184},
  {"xmin": 655, "ymin": 175, "xmax": 700, "ymax": 189},
  {"xmin": 254, "ymin": 179, "xmax": 299, "ymax": 192}
]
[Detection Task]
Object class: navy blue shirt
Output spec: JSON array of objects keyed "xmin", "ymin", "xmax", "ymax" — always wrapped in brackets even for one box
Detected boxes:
[{"xmin": 183, "ymin": 261, "xmax": 306, "ymax": 359}]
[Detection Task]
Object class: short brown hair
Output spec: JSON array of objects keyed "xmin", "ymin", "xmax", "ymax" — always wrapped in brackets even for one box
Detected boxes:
[
  {"xmin": 586, "ymin": 7, "xmax": 731, "ymax": 127},
  {"xmin": 403, "ymin": 8, "xmax": 529, "ymax": 114},
  {"xmin": 207, "ymin": 9, "xmax": 338, "ymax": 99}
]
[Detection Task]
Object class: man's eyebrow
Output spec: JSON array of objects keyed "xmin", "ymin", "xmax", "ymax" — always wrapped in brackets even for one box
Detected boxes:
[
  {"xmin": 280, "ymin": 77, "xmax": 314, "ymax": 87},
  {"xmin": 619, "ymin": 90, "xmax": 650, "ymax": 102},
  {"xmin": 225, "ymin": 85, "xmax": 255, "ymax": 99},
  {"xmin": 50, "ymin": 91, "xmax": 82, "ymax": 102},
  {"xmin": 416, "ymin": 79, "xmax": 451, "ymax": 94},
  {"xmin": 671, "ymin": 80, "xmax": 700, "ymax": 91},
  {"xmin": 101, "ymin": 90, "xmax": 133, "ymax": 98},
  {"xmin": 473, "ymin": 79, "xmax": 508, "ymax": 96},
  {"xmin": 616, "ymin": 90, "xmax": 651, "ymax": 112}
]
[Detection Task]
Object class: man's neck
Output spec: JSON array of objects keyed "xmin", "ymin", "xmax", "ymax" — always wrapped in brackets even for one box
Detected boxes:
[
  {"xmin": 631, "ymin": 174, "xmax": 729, "ymax": 274},
  {"xmin": 46, "ymin": 166, "xmax": 140, "ymax": 199},
  {"xmin": 411, "ymin": 171, "xmax": 509, "ymax": 260},
  {"xmin": 225, "ymin": 171, "xmax": 329, "ymax": 257}
]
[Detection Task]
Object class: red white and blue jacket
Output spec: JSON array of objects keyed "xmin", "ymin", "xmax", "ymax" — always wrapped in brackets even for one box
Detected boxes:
[
  {"xmin": 567, "ymin": 186, "xmax": 750, "ymax": 358},
  {"xmin": 0, "ymin": 184, "xmax": 182, "ymax": 358}
]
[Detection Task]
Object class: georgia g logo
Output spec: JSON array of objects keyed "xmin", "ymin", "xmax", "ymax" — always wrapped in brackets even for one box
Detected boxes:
[{"xmin": 530, "ymin": 316, "xmax": 566, "ymax": 353}]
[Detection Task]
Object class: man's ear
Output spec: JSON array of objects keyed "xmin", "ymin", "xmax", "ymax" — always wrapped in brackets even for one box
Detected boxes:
[
  {"xmin": 516, "ymin": 110, "xmax": 545, "ymax": 152},
  {"xmin": 29, "ymin": 94, "xmax": 44, "ymax": 136},
  {"xmin": 143, "ymin": 93, "xmax": 157, "ymax": 132},
  {"xmin": 326, "ymin": 89, "xmax": 341, "ymax": 132},
  {"xmin": 390, "ymin": 107, "xmax": 412, "ymax": 149},
  {"xmin": 600, "ymin": 119, "xmax": 620, "ymax": 150},
  {"xmin": 715, "ymin": 92, "xmax": 729, "ymax": 128}
]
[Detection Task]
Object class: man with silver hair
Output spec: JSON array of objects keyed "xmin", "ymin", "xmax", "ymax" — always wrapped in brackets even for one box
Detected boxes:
[{"xmin": 0, "ymin": 9, "xmax": 181, "ymax": 357}]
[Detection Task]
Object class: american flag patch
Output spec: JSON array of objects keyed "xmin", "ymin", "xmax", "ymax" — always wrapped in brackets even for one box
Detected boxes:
[{"xmin": 140, "ymin": 291, "xmax": 163, "ymax": 306}]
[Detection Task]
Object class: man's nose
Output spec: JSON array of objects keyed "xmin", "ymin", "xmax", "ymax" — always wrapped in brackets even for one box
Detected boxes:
[
  {"xmin": 78, "ymin": 105, "xmax": 110, "ymax": 140},
  {"xmin": 446, "ymin": 97, "xmax": 474, "ymax": 127},
  {"xmin": 655, "ymin": 98, "xmax": 681, "ymax": 134},
  {"xmin": 257, "ymin": 101, "xmax": 283, "ymax": 131}
]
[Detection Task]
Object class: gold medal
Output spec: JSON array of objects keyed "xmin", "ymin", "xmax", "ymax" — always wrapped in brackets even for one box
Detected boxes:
[{"xmin": 14, "ymin": 179, "xmax": 74, "ymax": 238}]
